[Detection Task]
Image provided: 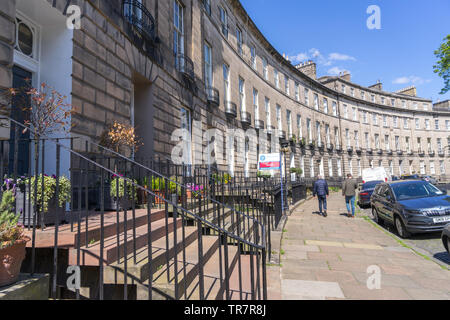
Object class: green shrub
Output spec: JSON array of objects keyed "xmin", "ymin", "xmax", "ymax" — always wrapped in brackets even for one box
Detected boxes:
[
  {"xmin": 257, "ymin": 171, "xmax": 272, "ymax": 179},
  {"xmin": 151, "ymin": 177, "xmax": 166, "ymax": 191},
  {"xmin": 0, "ymin": 190, "xmax": 23, "ymax": 249},
  {"xmin": 110, "ymin": 177, "xmax": 138, "ymax": 200},
  {"xmin": 289, "ymin": 168, "xmax": 303, "ymax": 175},
  {"xmin": 27, "ymin": 175, "xmax": 71, "ymax": 212}
]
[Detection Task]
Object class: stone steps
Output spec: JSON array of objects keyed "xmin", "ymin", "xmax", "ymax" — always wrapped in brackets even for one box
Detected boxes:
[
  {"xmin": 25, "ymin": 208, "xmax": 165, "ymax": 249},
  {"xmin": 69, "ymin": 217, "xmax": 183, "ymax": 266}
]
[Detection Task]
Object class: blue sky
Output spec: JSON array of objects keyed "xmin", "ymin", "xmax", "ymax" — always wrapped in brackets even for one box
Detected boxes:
[{"xmin": 240, "ymin": 0, "xmax": 450, "ymax": 102}]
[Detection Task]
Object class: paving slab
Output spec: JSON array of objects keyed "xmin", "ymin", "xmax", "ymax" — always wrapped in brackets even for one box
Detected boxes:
[{"xmin": 281, "ymin": 279, "xmax": 345, "ymax": 299}]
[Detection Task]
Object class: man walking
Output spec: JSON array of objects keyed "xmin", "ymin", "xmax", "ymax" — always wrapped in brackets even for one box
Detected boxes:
[
  {"xmin": 342, "ymin": 173, "xmax": 358, "ymax": 218},
  {"xmin": 313, "ymin": 175, "xmax": 329, "ymax": 217}
]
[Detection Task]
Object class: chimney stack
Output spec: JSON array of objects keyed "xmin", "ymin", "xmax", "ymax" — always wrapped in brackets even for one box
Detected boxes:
[
  {"xmin": 368, "ymin": 80, "xmax": 383, "ymax": 91},
  {"xmin": 396, "ymin": 86, "xmax": 417, "ymax": 97},
  {"xmin": 340, "ymin": 71, "xmax": 351, "ymax": 82},
  {"xmin": 295, "ymin": 60, "xmax": 317, "ymax": 80}
]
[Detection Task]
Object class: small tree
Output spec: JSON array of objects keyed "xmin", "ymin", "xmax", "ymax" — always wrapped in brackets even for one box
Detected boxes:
[
  {"xmin": 100, "ymin": 121, "xmax": 142, "ymax": 155},
  {"xmin": 433, "ymin": 34, "xmax": 450, "ymax": 95},
  {"xmin": 1, "ymin": 82, "xmax": 73, "ymax": 224}
]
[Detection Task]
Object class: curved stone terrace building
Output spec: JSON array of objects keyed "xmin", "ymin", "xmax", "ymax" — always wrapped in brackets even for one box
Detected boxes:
[{"xmin": 0, "ymin": 0, "xmax": 449, "ymax": 180}]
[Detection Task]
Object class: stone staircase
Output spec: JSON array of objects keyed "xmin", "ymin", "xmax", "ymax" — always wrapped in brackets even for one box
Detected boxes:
[{"xmin": 26, "ymin": 205, "xmax": 260, "ymax": 300}]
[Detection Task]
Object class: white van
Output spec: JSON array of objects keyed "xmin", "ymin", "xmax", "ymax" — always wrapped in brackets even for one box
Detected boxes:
[{"xmin": 362, "ymin": 167, "xmax": 391, "ymax": 184}]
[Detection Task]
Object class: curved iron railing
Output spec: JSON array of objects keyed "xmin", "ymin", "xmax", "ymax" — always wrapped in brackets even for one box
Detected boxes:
[
  {"xmin": 1, "ymin": 116, "xmax": 267, "ymax": 300},
  {"xmin": 206, "ymin": 87, "xmax": 220, "ymax": 106},
  {"xmin": 225, "ymin": 101, "xmax": 237, "ymax": 118},
  {"xmin": 176, "ymin": 54, "xmax": 195, "ymax": 80},
  {"xmin": 240, "ymin": 111, "xmax": 251, "ymax": 125},
  {"xmin": 255, "ymin": 120, "xmax": 265, "ymax": 130},
  {"xmin": 123, "ymin": 0, "xmax": 156, "ymax": 42}
]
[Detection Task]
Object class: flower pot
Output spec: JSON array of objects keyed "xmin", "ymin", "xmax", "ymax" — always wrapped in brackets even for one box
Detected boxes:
[
  {"xmin": 112, "ymin": 198, "xmax": 131, "ymax": 211},
  {"xmin": 15, "ymin": 188, "xmax": 66, "ymax": 227},
  {"xmin": 153, "ymin": 191, "xmax": 165, "ymax": 204},
  {"xmin": 0, "ymin": 237, "xmax": 30, "ymax": 287},
  {"xmin": 137, "ymin": 187, "xmax": 148, "ymax": 205}
]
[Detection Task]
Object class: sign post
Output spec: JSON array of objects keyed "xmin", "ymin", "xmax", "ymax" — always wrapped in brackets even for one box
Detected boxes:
[{"xmin": 258, "ymin": 153, "xmax": 285, "ymax": 214}]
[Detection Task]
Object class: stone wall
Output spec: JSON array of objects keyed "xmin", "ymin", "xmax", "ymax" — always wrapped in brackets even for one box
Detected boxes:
[{"xmin": 1, "ymin": 0, "xmax": 449, "ymax": 179}]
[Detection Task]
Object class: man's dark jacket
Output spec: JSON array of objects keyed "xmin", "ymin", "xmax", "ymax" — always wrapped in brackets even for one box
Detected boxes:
[{"xmin": 313, "ymin": 179, "xmax": 329, "ymax": 197}]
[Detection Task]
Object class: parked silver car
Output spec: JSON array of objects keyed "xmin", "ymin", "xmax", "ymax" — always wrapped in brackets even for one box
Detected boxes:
[{"xmin": 442, "ymin": 224, "xmax": 450, "ymax": 255}]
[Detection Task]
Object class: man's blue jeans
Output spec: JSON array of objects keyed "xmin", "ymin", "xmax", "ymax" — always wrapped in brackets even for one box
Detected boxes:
[
  {"xmin": 318, "ymin": 195, "xmax": 327, "ymax": 213},
  {"xmin": 345, "ymin": 196, "xmax": 356, "ymax": 216}
]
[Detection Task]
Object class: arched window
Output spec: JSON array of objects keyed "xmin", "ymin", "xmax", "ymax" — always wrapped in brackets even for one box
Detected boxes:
[{"xmin": 15, "ymin": 17, "xmax": 38, "ymax": 60}]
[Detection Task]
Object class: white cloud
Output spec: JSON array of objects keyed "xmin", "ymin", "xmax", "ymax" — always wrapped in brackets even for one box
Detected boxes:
[
  {"xmin": 309, "ymin": 48, "xmax": 322, "ymax": 59},
  {"xmin": 392, "ymin": 76, "xmax": 432, "ymax": 85},
  {"xmin": 328, "ymin": 67, "xmax": 349, "ymax": 76},
  {"xmin": 289, "ymin": 52, "xmax": 309, "ymax": 63},
  {"xmin": 289, "ymin": 49, "xmax": 357, "ymax": 68},
  {"xmin": 328, "ymin": 53, "xmax": 356, "ymax": 62}
]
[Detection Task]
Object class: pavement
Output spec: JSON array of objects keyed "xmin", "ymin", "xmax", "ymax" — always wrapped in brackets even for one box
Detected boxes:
[{"xmin": 268, "ymin": 193, "xmax": 450, "ymax": 300}]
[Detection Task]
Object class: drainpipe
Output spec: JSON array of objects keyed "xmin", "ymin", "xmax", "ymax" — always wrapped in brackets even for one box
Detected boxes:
[{"xmin": 335, "ymin": 82, "xmax": 346, "ymax": 178}]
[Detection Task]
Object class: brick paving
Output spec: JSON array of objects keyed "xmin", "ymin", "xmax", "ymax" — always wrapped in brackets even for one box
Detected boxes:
[{"xmin": 274, "ymin": 193, "xmax": 450, "ymax": 300}]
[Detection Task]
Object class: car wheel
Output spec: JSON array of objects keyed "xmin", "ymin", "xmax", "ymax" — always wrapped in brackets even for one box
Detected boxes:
[
  {"xmin": 444, "ymin": 236, "xmax": 450, "ymax": 254},
  {"xmin": 395, "ymin": 216, "xmax": 410, "ymax": 239},
  {"xmin": 372, "ymin": 207, "xmax": 383, "ymax": 225}
]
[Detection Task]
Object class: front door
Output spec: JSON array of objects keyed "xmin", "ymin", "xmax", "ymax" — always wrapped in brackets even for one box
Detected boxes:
[{"xmin": 9, "ymin": 66, "xmax": 31, "ymax": 176}]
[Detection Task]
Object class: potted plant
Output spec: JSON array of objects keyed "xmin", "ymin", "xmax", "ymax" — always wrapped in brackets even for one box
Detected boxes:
[
  {"xmin": 1, "ymin": 83, "xmax": 73, "ymax": 226},
  {"xmin": 168, "ymin": 176, "xmax": 183, "ymax": 203},
  {"xmin": 185, "ymin": 183, "xmax": 193, "ymax": 199},
  {"xmin": 257, "ymin": 171, "xmax": 272, "ymax": 179},
  {"xmin": 137, "ymin": 176, "xmax": 149, "ymax": 205},
  {"xmin": 0, "ymin": 188, "xmax": 30, "ymax": 287},
  {"xmin": 189, "ymin": 184, "xmax": 204, "ymax": 199},
  {"xmin": 99, "ymin": 121, "xmax": 143, "ymax": 155},
  {"xmin": 289, "ymin": 168, "xmax": 303, "ymax": 175},
  {"xmin": 290, "ymin": 134, "xmax": 297, "ymax": 144},
  {"xmin": 211, "ymin": 173, "xmax": 232, "ymax": 185},
  {"xmin": 151, "ymin": 177, "xmax": 166, "ymax": 205},
  {"xmin": 109, "ymin": 175, "xmax": 138, "ymax": 210},
  {"xmin": 289, "ymin": 168, "xmax": 303, "ymax": 182},
  {"xmin": 19, "ymin": 174, "xmax": 71, "ymax": 227},
  {"xmin": 298, "ymin": 137, "xmax": 306, "ymax": 148}
]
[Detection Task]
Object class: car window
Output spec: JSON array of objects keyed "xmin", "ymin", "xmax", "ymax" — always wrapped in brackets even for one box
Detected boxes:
[
  {"xmin": 391, "ymin": 182, "xmax": 444, "ymax": 201},
  {"xmin": 375, "ymin": 185, "xmax": 386, "ymax": 196},
  {"xmin": 382, "ymin": 186, "xmax": 392, "ymax": 199}
]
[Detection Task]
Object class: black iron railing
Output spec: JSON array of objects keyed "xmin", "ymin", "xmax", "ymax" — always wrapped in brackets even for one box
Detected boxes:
[
  {"xmin": 206, "ymin": 87, "xmax": 220, "ymax": 107},
  {"xmin": 225, "ymin": 101, "xmax": 237, "ymax": 118},
  {"xmin": 123, "ymin": 0, "xmax": 156, "ymax": 42},
  {"xmin": 176, "ymin": 54, "xmax": 195, "ymax": 80},
  {"xmin": 255, "ymin": 120, "xmax": 265, "ymax": 130},
  {"xmin": 241, "ymin": 111, "xmax": 251, "ymax": 125},
  {"xmin": 1, "ymin": 116, "xmax": 267, "ymax": 301}
]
